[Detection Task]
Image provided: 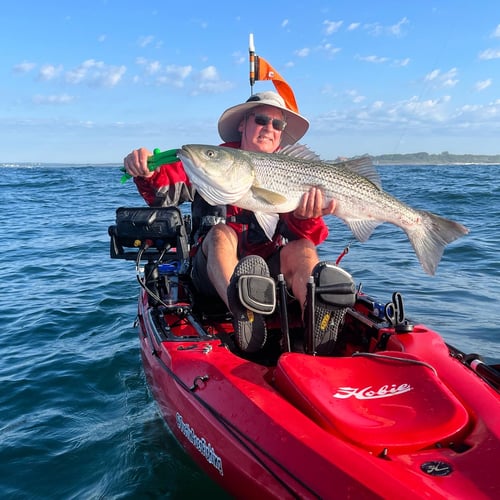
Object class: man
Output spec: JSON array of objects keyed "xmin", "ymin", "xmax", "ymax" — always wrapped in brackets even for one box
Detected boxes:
[{"xmin": 123, "ymin": 91, "xmax": 337, "ymax": 353}]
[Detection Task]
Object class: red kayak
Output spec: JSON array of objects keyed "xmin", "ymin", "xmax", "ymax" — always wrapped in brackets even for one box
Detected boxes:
[{"xmin": 110, "ymin": 206, "xmax": 500, "ymax": 499}]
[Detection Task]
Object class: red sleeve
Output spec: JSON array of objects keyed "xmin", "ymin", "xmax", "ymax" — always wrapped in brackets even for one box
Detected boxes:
[
  {"xmin": 281, "ymin": 212, "xmax": 329, "ymax": 245},
  {"xmin": 133, "ymin": 159, "xmax": 194, "ymax": 207}
]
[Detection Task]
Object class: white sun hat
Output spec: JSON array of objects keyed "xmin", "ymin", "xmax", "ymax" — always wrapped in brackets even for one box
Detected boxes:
[{"xmin": 217, "ymin": 91, "xmax": 309, "ymax": 146}]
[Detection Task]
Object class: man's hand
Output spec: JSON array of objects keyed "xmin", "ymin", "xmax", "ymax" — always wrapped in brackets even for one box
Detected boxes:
[
  {"xmin": 123, "ymin": 148, "xmax": 154, "ymax": 178},
  {"xmin": 293, "ymin": 187, "xmax": 336, "ymax": 219}
]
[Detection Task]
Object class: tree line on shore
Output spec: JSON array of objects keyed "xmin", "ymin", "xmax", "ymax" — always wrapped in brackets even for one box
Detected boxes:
[{"xmin": 372, "ymin": 151, "xmax": 500, "ymax": 165}]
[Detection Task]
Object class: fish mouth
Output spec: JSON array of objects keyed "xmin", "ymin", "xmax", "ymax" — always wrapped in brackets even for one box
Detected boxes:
[
  {"xmin": 177, "ymin": 145, "xmax": 194, "ymax": 164},
  {"xmin": 177, "ymin": 146, "xmax": 198, "ymax": 171}
]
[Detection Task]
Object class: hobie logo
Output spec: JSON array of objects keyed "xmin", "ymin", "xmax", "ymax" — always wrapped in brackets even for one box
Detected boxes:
[{"xmin": 333, "ymin": 383, "xmax": 413, "ymax": 400}]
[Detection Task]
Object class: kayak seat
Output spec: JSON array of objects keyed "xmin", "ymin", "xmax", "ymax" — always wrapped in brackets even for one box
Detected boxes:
[{"xmin": 274, "ymin": 351, "xmax": 470, "ymax": 454}]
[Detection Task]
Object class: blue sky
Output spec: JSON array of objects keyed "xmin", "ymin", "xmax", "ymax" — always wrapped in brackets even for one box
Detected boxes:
[{"xmin": 3, "ymin": 1, "xmax": 500, "ymax": 163}]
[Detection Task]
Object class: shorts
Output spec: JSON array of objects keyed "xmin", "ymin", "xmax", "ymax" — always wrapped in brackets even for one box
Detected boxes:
[{"xmin": 191, "ymin": 246, "xmax": 282, "ymax": 297}]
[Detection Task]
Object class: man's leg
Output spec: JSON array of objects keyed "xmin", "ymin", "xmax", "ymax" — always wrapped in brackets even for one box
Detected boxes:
[
  {"xmin": 279, "ymin": 238, "xmax": 319, "ymax": 311},
  {"xmin": 280, "ymin": 238, "xmax": 355, "ymax": 354},
  {"xmin": 202, "ymin": 224, "xmax": 271, "ymax": 352},
  {"xmin": 201, "ymin": 224, "xmax": 239, "ymax": 307}
]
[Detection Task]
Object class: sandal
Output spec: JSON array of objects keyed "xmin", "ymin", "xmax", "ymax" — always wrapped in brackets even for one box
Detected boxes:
[
  {"xmin": 308, "ymin": 262, "xmax": 356, "ymax": 355},
  {"xmin": 227, "ymin": 255, "xmax": 276, "ymax": 353}
]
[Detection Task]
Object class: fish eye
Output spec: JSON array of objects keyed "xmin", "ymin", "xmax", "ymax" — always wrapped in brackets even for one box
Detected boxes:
[{"xmin": 206, "ymin": 149, "xmax": 216, "ymax": 158}]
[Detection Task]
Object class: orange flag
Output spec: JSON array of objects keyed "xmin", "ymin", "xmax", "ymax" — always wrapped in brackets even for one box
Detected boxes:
[{"xmin": 254, "ymin": 55, "xmax": 299, "ymax": 113}]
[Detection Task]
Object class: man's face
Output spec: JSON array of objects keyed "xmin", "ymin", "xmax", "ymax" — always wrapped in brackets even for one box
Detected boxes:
[{"xmin": 238, "ymin": 105, "xmax": 286, "ymax": 153}]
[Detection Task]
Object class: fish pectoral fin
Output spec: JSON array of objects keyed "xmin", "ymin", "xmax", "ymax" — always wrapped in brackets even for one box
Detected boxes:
[
  {"xmin": 344, "ymin": 219, "xmax": 382, "ymax": 242},
  {"xmin": 251, "ymin": 186, "xmax": 288, "ymax": 206},
  {"xmin": 197, "ymin": 184, "xmax": 245, "ymax": 205},
  {"xmin": 254, "ymin": 212, "xmax": 279, "ymax": 240}
]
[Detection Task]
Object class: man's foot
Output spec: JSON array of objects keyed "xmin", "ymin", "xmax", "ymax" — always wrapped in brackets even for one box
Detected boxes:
[
  {"xmin": 227, "ymin": 255, "xmax": 275, "ymax": 353},
  {"xmin": 308, "ymin": 262, "xmax": 356, "ymax": 355}
]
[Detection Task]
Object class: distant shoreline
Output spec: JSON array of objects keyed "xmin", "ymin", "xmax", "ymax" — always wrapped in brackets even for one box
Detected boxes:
[
  {"xmin": 372, "ymin": 152, "xmax": 500, "ymax": 166},
  {"xmin": 2, "ymin": 152, "xmax": 500, "ymax": 168}
]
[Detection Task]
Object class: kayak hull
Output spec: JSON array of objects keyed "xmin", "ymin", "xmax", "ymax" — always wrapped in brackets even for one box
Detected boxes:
[{"xmin": 137, "ymin": 291, "xmax": 500, "ymax": 499}]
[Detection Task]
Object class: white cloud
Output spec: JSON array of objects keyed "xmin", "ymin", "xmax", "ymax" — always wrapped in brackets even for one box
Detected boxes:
[
  {"xmin": 145, "ymin": 60, "xmax": 161, "ymax": 75},
  {"xmin": 425, "ymin": 69, "xmax": 440, "ymax": 81},
  {"xmin": 394, "ymin": 57, "xmax": 410, "ymax": 67},
  {"xmin": 13, "ymin": 61, "xmax": 36, "ymax": 74},
  {"xmin": 356, "ymin": 54, "xmax": 409, "ymax": 66},
  {"xmin": 390, "ymin": 96, "xmax": 449, "ymax": 122},
  {"xmin": 347, "ymin": 23, "xmax": 360, "ymax": 31},
  {"xmin": 323, "ymin": 20, "xmax": 343, "ymax": 35},
  {"xmin": 319, "ymin": 43, "xmax": 341, "ymax": 57},
  {"xmin": 137, "ymin": 35, "xmax": 155, "ymax": 48},
  {"xmin": 140, "ymin": 62, "xmax": 230, "ymax": 94},
  {"xmin": 313, "ymin": 93, "xmax": 500, "ymax": 144},
  {"xmin": 442, "ymin": 78, "xmax": 458, "ymax": 88},
  {"xmin": 346, "ymin": 89, "xmax": 365, "ymax": 104},
  {"xmin": 491, "ymin": 24, "xmax": 500, "ymax": 37},
  {"xmin": 424, "ymin": 68, "xmax": 458, "ymax": 88},
  {"xmin": 314, "ymin": 95, "xmax": 456, "ymax": 136},
  {"xmin": 156, "ymin": 64, "xmax": 193, "ymax": 87},
  {"xmin": 295, "ymin": 48, "xmax": 310, "ymax": 57},
  {"xmin": 479, "ymin": 48, "xmax": 500, "ymax": 60},
  {"xmin": 389, "ymin": 17, "xmax": 409, "ymax": 36},
  {"xmin": 357, "ymin": 55, "xmax": 389, "ymax": 64},
  {"xmin": 320, "ymin": 83, "xmax": 335, "ymax": 95},
  {"xmin": 15, "ymin": 59, "xmax": 125, "ymax": 87},
  {"xmin": 193, "ymin": 65, "xmax": 233, "ymax": 94},
  {"xmin": 103, "ymin": 66, "xmax": 126, "ymax": 87},
  {"xmin": 456, "ymin": 100, "xmax": 500, "ymax": 124},
  {"xmin": 32, "ymin": 94, "xmax": 75, "ymax": 104},
  {"xmin": 136, "ymin": 57, "xmax": 163, "ymax": 74},
  {"xmin": 65, "ymin": 59, "xmax": 126, "ymax": 87},
  {"xmin": 199, "ymin": 65, "xmax": 218, "ymax": 81},
  {"xmin": 232, "ymin": 51, "xmax": 246, "ymax": 65},
  {"xmin": 65, "ymin": 60, "xmax": 99, "ymax": 84},
  {"xmin": 38, "ymin": 64, "xmax": 63, "ymax": 81},
  {"xmin": 475, "ymin": 79, "xmax": 492, "ymax": 91},
  {"xmin": 364, "ymin": 17, "xmax": 409, "ymax": 37}
]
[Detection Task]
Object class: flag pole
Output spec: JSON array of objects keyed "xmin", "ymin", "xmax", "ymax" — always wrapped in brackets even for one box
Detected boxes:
[{"xmin": 249, "ymin": 33, "xmax": 256, "ymax": 95}]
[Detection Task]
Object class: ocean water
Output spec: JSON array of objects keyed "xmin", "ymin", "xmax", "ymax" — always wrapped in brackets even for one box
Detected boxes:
[{"xmin": 0, "ymin": 163, "xmax": 498, "ymax": 498}]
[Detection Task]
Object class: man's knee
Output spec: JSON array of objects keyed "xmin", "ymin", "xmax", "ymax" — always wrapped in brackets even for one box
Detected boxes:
[
  {"xmin": 281, "ymin": 239, "xmax": 318, "ymax": 267},
  {"xmin": 280, "ymin": 239, "xmax": 319, "ymax": 290},
  {"xmin": 202, "ymin": 223, "xmax": 238, "ymax": 254}
]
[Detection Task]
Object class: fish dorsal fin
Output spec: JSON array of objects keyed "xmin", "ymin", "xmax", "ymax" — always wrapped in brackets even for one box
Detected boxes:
[
  {"xmin": 277, "ymin": 143, "xmax": 322, "ymax": 162},
  {"xmin": 278, "ymin": 146, "xmax": 381, "ymax": 189},
  {"xmin": 254, "ymin": 212, "xmax": 279, "ymax": 240},
  {"xmin": 331, "ymin": 155, "xmax": 381, "ymax": 189},
  {"xmin": 251, "ymin": 186, "xmax": 288, "ymax": 206}
]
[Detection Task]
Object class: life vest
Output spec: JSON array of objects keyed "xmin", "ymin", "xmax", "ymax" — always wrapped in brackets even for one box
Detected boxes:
[{"xmin": 191, "ymin": 194, "xmax": 286, "ymax": 260}]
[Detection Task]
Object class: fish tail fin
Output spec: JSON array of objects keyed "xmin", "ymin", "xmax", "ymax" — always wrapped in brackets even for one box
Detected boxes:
[{"xmin": 407, "ymin": 211, "xmax": 469, "ymax": 275}]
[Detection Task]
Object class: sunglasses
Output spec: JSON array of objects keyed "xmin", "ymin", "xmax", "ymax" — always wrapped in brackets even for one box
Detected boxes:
[{"xmin": 248, "ymin": 113, "xmax": 287, "ymax": 131}]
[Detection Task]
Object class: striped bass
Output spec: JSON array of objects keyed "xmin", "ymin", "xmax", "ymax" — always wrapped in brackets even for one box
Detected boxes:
[{"xmin": 177, "ymin": 144, "xmax": 469, "ymax": 275}]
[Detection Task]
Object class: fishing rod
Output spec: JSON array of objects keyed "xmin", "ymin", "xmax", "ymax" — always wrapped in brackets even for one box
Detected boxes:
[{"xmin": 249, "ymin": 33, "xmax": 256, "ymax": 95}]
